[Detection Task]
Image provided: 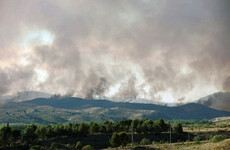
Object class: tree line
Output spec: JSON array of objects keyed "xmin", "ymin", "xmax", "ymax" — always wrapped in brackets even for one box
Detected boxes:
[{"xmin": 0, "ymin": 118, "xmax": 183, "ymax": 148}]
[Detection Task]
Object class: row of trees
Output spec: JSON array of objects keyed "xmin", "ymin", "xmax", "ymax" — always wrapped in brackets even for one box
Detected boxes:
[{"xmin": 0, "ymin": 119, "xmax": 183, "ymax": 147}]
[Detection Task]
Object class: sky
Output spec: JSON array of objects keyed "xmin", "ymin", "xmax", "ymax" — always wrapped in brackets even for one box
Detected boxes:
[{"xmin": 0, "ymin": 0, "xmax": 230, "ymax": 104}]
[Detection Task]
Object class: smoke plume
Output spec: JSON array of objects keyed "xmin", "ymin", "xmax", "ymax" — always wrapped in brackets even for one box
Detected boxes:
[{"xmin": 0, "ymin": 0, "xmax": 230, "ymax": 105}]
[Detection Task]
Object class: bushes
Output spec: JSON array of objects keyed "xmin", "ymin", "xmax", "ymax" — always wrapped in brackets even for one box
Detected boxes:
[
  {"xmin": 209, "ymin": 135, "xmax": 226, "ymax": 143},
  {"xmin": 75, "ymin": 141, "xmax": 82, "ymax": 150},
  {"xmin": 173, "ymin": 123, "xmax": 183, "ymax": 135},
  {"xmin": 193, "ymin": 136, "xmax": 201, "ymax": 144},
  {"xmin": 140, "ymin": 138, "xmax": 150, "ymax": 145},
  {"xmin": 49, "ymin": 142, "xmax": 58, "ymax": 150},
  {"xmin": 0, "ymin": 126, "xmax": 21, "ymax": 146},
  {"xmin": 29, "ymin": 145, "xmax": 45, "ymax": 150},
  {"xmin": 110, "ymin": 132, "xmax": 129, "ymax": 147},
  {"xmin": 82, "ymin": 145, "xmax": 94, "ymax": 150}
]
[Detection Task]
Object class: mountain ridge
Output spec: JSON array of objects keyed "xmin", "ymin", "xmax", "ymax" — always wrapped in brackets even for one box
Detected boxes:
[
  {"xmin": 195, "ymin": 92, "xmax": 230, "ymax": 112},
  {"xmin": 0, "ymin": 97, "xmax": 228, "ymax": 124}
]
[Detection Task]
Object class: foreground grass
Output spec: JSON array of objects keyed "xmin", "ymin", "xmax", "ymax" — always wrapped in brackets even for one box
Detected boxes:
[{"xmin": 104, "ymin": 139, "xmax": 230, "ymax": 150}]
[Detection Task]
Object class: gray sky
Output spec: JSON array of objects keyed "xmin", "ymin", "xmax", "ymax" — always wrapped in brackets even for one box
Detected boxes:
[{"xmin": 0, "ymin": 0, "xmax": 230, "ymax": 103}]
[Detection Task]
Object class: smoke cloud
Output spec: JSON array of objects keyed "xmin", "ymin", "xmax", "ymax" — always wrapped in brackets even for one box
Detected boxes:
[{"xmin": 0, "ymin": 0, "xmax": 230, "ymax": 104}]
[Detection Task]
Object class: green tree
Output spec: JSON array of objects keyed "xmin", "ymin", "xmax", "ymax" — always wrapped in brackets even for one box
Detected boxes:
[
  {"xmin": 118, "ymin": 132, "xmax": 129, "ymax": 146},
  {"xmin": 11, "ymin": 128, "xmax": 21, "ymax": 142},
  {"xmin": 22, "ymin": 124, "xmax": 38, "ymax": 144},
  {"xmin": 99, "ymin": 125, "xmax": 106, "ymax": 133},
  {"xmin": 35, "ymin": 126, "xmax": 47, "ymax": 140},
  {"xmin": 155, "ymin": 118, "xmax": 168, "ymax": 132},
  {"xmin": 136, "ymin": 123, "xmax": 142, "ymax": 134},
  {"xmin": 110, "ymin": 132, "xmax": 120, "ymax": 147},
  {"xmin": 0, "ymin": 126, "xmax": 12, "ymax": 146},
  {"xmin": 90, "ymin": 122, "xmax": 99, "ymax": 135},
  {"xmin": 142, "ymin": 122, "xmax": 148, "ymax": 134},
  {"xmin": 46, "ymin": 125, "xmax": 55, "ymax": 139},
  {"xmin": 174, "ymin": 123, "xmax": 183, "ymax": 135},
  {"xmin": 54, "ymin": 123, "xmax": 64, "ymax": 137},
  {"xmin": 104, "ymin": 120, "xmax": 113, "ymax": 133},
  {"xmin": 78, "ymin": 123, "xmax": 89, "ymax": 136},
  {"xmin": 109, "ymin": 132, "xmax": 129, "ymax": 147}
]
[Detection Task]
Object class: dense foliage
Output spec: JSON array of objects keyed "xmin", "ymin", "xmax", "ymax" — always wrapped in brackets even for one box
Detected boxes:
[{"xmin": 0, "ymin": 118, "xmax": 183, "ymax": 149}]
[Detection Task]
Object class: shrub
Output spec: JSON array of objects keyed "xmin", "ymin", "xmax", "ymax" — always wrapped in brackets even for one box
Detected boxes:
[
  {"xmin": 209, "ymin": 135, "xmax": 226, "ymax": 143},
  {"xmin": 49, "ymin": 142, "xmax": 58, "ymax": 150},
  {"xmin": 29, "ymin": 145, "xmax": 45, "ymax": 150},
  {"xmin": 140, "ymin": 138, "xmax": 150, "ymax": 145},
  {"xmin": 75, "ymin": 141, "xmax": 82, "ymax": 150},
  {"xmin": 193, "ymin": 136, "xmax": 201, "ymax": 144},
  {"xmin": 109, "ymin": 132, "xmax": 129, "ymax": 147},
  {"xmin": 152, "ymin": 141, "xmax": 157, "ymax": 145},
  {"xmin": 173, "ymin": 123, "xmax": 183, "ymax": 135},
  {"xmin": 66, "ymin": 143, "xmax": 74, "ymax": 148},
  {"xmin": 82, "ymin": 145, "xmax": 94, "ymax": 150}
]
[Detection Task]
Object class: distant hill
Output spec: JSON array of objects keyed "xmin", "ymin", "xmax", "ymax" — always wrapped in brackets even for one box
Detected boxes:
[
  {"xmin": 0, "ymin": 97, "xmax": 229, "ymax": 124},
  {"xmin": 0, "ymin": 91, "xmax": 51, "ymax": 103},
  {"xmin": 195, "ymin": 92, "xmax": 230, "ymax": 112}
]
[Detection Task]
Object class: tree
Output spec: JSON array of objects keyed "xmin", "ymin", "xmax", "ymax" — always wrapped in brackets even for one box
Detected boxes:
[
  {"xmin": 35, "ymin": 126, "xmax": 47, "ymax": 140},
  {"xmin": 104, "ymin": 120, "xmax": 113, "ymax": 133},
  {"xmin": 90, "ymin": 122, "xmax": 99, "ymax": 135},
  {"xmin": 110, "ymin": 132, "xmax": 120, "ymax": 147},
  {"xmin": 109, "ymin": 132, "xmax": 129, "ymax": 147},
  {"xmin": 46, "ymin": 125, "xmax": 55, "ymax": 139},
  {"xmin": 22, "ymin": 124, "xmax": 38, "ymax": 144},
  {"xmin": 174, "ymin": 123, "xmax": 183, "ymax": 135},
  {"xmin": 155, "ymin": 118, "xmax": 168, "ymax": 132},
  {"xmin": 54, "ymin": 123, "xmax": 64, "ymax": 137},
  {"xmin": 11, "ymin": 128, "xmax": 21, "ymax": 142},
  {"xmin": 78, "ymin": 123, "xmax": 89, "ymax": 136},
  {"xmin": 136, "ymin": 123, "xmax": 142, "ymax": 134},
  {"xmin": 99, "ymin": 125, "xmax": 106, "ymax": 133},
  {"xmin": 0, "ymin": 126, "xmax": 12, "ymax": 146},
  {"xmin": 142, "ymin": 122, "xmax": 148, "ymax": 134},
  {"xmin": 118, "ymin": 132, "xmax": 129, "ymax": 146}
]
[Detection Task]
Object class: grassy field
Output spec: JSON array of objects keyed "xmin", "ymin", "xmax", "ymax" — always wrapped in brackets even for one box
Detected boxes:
[
  {"xmin": 102, "ymin": 125, "xmax": 230, "ymax": 150},
  {"xmin": 103, "ymin": 139, "xmax": 230, "ymax": 150}
]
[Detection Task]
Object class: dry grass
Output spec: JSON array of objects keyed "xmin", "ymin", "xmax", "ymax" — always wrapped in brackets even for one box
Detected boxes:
[
  {"xmin": 104, "ymin": 139, "xmax": 230, "ymax": 150},
  {"xmin": 183, "ymin": 127, "xmax": 230, "ymax": 132},
  {"xmin": 181, "ymin": 139, "xmax": 230, "ymax": 150}
]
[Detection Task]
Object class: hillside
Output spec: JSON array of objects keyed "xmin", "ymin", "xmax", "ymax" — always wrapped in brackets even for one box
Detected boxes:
[
  {"xmin": 196, "ymin": 92, "xmax": 230, "ymax": 112},
  {"xmin": 0, "ymin": 91, "xmax": 51, "ymax": 103},
  {"xmin": 0, "ymin": 97, "xmax": 230, "ymax": 124}
]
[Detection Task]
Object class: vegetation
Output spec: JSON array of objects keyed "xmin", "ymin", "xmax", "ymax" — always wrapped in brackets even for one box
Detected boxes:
[
  {"xmin": 0, "ymin": 118, "xmax": 229, "ymax": 149},
  {"xmin": 140, "ymin": 138, "xmax": 150, "ymax": 145},
  {"xmin": 109, "ymin": 132, "xmax": 129, "ymax": 147},
  {"xmin": 194, "ymin": 136, "xmax": 201, "ymax": 144},
  {"xmin": 1, "ymin": 97, "xmax": 230, "ymax": 124},
  {"xmin": 209, "ymin": 135, "xmax": 226, "ymax": 143},
  {"xmin": 82, "ymin": 145, "xmax": 94, "ymax": 150},
  {"xmin": 75, "ymin": 141, "xmax": 82, "ymax": 150}
]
